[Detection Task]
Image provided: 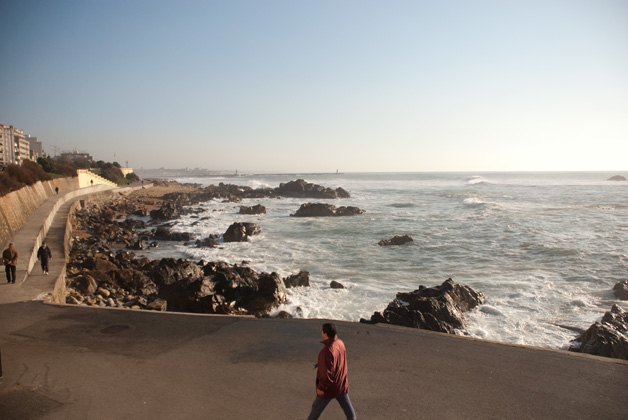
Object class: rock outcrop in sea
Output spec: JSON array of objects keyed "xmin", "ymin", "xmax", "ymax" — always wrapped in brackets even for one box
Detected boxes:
[
  {"xmin": 150, "ymin": 179, "xmax": 351, "ymax": 222},
  {"xmin": 239, "ymin": 204, "xmax": 266, "ymax": 214},
  {"xmin": 613, "ymin": 281, "xmax": 628, "ymax": 300},
  {"xmin": 290, "ymin": 203, "xmax": 365, "ymax": 217},
  {"xmin": 361, "ymin": 278, "xmax": 486, "ymax": 334},
  {"xmin": 223, "ymin": 222, "xmax": 261, "ymax": 242},
  {"xmin": 607, "ymin": 175, "xmax": 627, "ymax": 181},
  {"xmin": 570, "ymin": 304, "xmax": 628, "ymax": 360},
  {"xmin": 378, "ymin": 235, "xmax": 413, "ymax": 246}
]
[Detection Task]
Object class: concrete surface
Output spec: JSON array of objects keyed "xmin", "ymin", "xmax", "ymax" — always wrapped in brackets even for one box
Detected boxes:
[
  {"xmin": 1, "ymin": 181, "xmax": 627, "ymax": 419},
  {"xmin": 1, "ymin": 303, "xmax": 627, "ymax": 419}
]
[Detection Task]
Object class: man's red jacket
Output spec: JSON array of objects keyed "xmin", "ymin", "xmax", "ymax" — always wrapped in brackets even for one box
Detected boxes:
[{"xmin": 316, "ymin": 336, "xmax": 349, "ymax": 399}]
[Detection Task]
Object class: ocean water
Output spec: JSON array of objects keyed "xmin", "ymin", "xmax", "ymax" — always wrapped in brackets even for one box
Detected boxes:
[{"xmin": 144, "ymin": 172, "xmax": 628, "ymax": 350}]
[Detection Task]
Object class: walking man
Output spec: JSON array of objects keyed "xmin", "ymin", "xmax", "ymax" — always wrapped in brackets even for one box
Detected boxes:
[
  {"xmin": 307, "ymin": 323, "xmax": 356, "ymax": 420},
  {"xmin": 2, "ymin": 243, "xmax": 18, "ymax": 284},
  {"xmin": 37, "ymin": 241, "xmax": 52, "ymax": 275}
]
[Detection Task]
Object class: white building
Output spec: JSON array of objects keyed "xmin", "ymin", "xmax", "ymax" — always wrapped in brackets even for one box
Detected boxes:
[{"xmin": 0, "ymin": 124, "xmax": 41, "ymax": 166}]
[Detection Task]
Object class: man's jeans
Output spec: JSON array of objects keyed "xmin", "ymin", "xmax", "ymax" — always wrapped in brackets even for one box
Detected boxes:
[
  {"xmin": 5, "ymin": 265, "xmax": 16, "ymax": 283},
  {"xmin": 307, "ymin": 393, "xmax": 356, "ymax": 420}
]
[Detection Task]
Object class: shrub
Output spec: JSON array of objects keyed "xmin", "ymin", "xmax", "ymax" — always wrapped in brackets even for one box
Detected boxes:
[
  {"xmin": 126, "ymin": 172, "xmax": 140, "ymax": 182},
  {"xmin": 7, "ymin": 163, "xmax": 37, "ymax": 185},
  {"xmin": 101, "ymin": 164, "xmax": 129, "ymax": 185},
  {"xmin": 0, "ymin": 171, "xmax": 24, "ymax": 195}
]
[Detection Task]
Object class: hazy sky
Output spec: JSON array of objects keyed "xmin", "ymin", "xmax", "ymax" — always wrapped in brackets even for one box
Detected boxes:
[{"xmin": 1, "ymin": 0, "xmax": 626, "ymax": 173}]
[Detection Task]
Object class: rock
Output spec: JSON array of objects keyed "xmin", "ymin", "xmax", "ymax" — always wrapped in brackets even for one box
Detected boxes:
[
  {"xmin": 239, "ymin": 204, "xmax": 267, "ymax": 215},
  {"xmin": 613, "ymin": 281, "xmax": 628, "ymax": 300},
  {"xmin": 150, "ymin": 202, "xmax": 181, "ymax": 221},
  {"xmin": 361, "ymin": 278, "xmax": 486, "ymax": 334},
  {"xmin": 223, "ymin": 222, "xmax": 261, "ymax": 242},
  {"xmin": 275, "ymin": 179, "xmax": 350, "ymax": 199},
  {"xmin": 195, "ymin": 237, "xmax": 220, "ymax": 248},
  {"xmin": 243, "ymin": 272, "xmax": 287, "ymax": 314},
  {"xmin": 97, "ymin": 287, "xmax": 111, "ymax": 298},
  {"xmin": 147, "ymin": 298, "xmax": 168, "ymax": 311},
  {"xmin": 570, "ymin": 304, "xmax": 628, "ymax": 360},
  {"xmin": 284, "ymin": 271, "xmax": 310, "ymax": 288},
  {"xmin": 152, "ymin": 226, "xmax": 192, "ymax": 241},
  {"xmin": 290, "ymin": 203, "xmax": 365, "ymax": 217},
  {"xmin": 378, "ymin": 235, "xmax": 414, "ymax": 246},
  {"xmin": 330, "ymin": 280, "xmax": 345, "ymax": 289},
  {"xmin": 274, "ymin": 311, "xmax": 293, "ymax": 318},
  {"xmin": 93, "ymin": 258, "xmax": 118, "ymax": 273},
  {"xmin": 608, "ymin": 175, "xmax": 627, "ymax": 181},
  {"xmin": 71, "ymin": 275, "xmax": 98, "ymax": 295}
]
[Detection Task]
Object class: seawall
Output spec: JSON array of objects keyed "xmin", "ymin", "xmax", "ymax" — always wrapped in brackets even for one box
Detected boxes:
[{"xmin": 0, "ymin": 177, "xmax": 78, "ymax": 250}]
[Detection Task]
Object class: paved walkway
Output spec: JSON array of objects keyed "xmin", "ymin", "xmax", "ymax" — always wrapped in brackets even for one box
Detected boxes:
[{"xmin": 0, "ymin": 181, "xmax": 627, "ymax": 419}]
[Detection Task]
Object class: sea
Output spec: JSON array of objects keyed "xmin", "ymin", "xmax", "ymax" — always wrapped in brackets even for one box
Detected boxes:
[{"xmin": 139, "ymin": 171, "xmax": 627, "ymax": 350}]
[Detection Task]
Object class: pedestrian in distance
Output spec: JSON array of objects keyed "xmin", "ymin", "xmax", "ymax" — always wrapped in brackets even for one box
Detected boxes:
[
  {"xmin": 2, "ymin": 242, "xmax": 18, "ymax": 284},
  {"xmin": 37, "ymin": 241, "xmax": 52, "ymax": 275},
  {"xmin": 307, "ymin": 322, "xmax": 356, "ymax": 420},
  {"xmin": 55, "ymin": 186, "xmax": 59, "ymax": 194}
]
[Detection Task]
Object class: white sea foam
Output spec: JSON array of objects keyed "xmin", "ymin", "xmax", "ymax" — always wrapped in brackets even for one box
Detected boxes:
[{"xmin": 149, "ymin": 172, "xmax": 628, "ymax": 350}]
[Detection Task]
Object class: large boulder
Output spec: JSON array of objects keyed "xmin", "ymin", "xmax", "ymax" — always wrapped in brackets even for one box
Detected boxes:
[
  {"xmin": 570, "ymin": 304, "xmax": 628, "ymax": 360},
  {"xmin": 361, "ymin": 278, "xmax": 486, "ymax": 334},
  {"xmin": 608, "ymin": 175, "xmax": 627, "ymax": 181},
  {"xmin": 150, "ymin": 202, "xmax": 182, "ymax": 221},
  {"xmin": 284, "ymin": 271, "xmax": 310, "ymax": 288},
  {"xmin": 613, "ymin": 281, "xmax": 628, "ymax": 300},
  {"xmin": 239, "ymin": 204, "xmax": 267, "ymax": 215},
  {"xmin": 223, "ymin": 222, "xmax": 261, "ymax": 242},
  {"xmin": 291, "ymin": 203, "xmax": 365, "ymax": 217},
  {"xmin": 378, "ymin": 235, "xmax": 413, "ymax": 246},
  {"xmin": 275, "ymin": 179, "xmax": 350, "ymax": 199}
]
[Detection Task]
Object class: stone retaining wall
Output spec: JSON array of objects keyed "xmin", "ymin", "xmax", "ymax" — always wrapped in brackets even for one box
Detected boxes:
[{"xmin": 0, "ymin": 177, "xmax": 79, "ymax": 249}]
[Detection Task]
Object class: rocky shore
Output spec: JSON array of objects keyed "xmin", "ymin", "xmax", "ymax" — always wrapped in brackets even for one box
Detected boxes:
[{"xmin": 65, "ymin": 179, "xmax": 348, "ymax": 316}]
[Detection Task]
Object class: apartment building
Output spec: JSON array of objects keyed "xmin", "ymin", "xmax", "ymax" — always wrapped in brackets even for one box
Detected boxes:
[{"xmin": 0, "ymin": 124, "xmax": 41, "ymax": 166}]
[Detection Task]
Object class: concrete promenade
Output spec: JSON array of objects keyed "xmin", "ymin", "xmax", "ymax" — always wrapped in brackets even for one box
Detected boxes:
[{"xmin": 1, "ymin": 184, "xmax": 627, "ymax": 419}]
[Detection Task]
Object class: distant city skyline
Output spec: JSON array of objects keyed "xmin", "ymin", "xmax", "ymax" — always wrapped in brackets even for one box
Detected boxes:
[{"xmin": 1, "ymin": 1, "xmax": 627, "ymax": 172}]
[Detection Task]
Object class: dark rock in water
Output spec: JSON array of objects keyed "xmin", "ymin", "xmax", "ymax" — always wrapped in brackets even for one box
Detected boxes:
[
  {"xmin": 152, "ymin": 226, "xmax": 192, "ymax": 242},
  {"xmin": 274, "ymin": 311, "xmax": 293, "ymax": 319},
  {"xmin": 570, "ymin": 304, "xmax": 628, "ymax": 360},
  {"xmin": 330, "ymin": 280, "xmax": 345, "ymax": 289},
  {"xmin": 361, "ymin": 278, "xmax": 485, "ymax": 334},
  {"xmin": 239, "ymin": 204, "xmax": 267, "ymax": 215},
  {"xmin": 223, "ymin": 222, "xmax": 261, "ymax": 242},
  {"xmin": 284, "ymin": 271, "xmax": 310, "ymax": 288},
  {"xmin": 150, "ymin": 202, "xmax": 181, "ymax": 221},
  {"xmin": 291, "ymin": 203, "xmax": 365, "ymax": 217},
  {"xmin": 244, "ymin": 272, "xmax": 287, "ymax": 314},
  {"xmin": 276, "ymin": 179, "xmax": 350, "ymax": 199},
  {"xmin": 195, "ymin": 237, "xmax": 220, "ymax": 248},
  {"xmin": 613, "ymin": 281, "xmax": 628, "ymax": 300},
  {"xmin": 378, "ymin": 235, "xmax": 414, "ymax": 246},
  {"xmin": 608, "ymin": 175, "xmax": 627, "ymax": 181}
]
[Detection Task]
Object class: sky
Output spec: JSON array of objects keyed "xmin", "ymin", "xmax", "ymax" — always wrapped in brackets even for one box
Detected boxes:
[{"xmin": 1, "ymin": 0, "xmax": 627, "ymax": 173}]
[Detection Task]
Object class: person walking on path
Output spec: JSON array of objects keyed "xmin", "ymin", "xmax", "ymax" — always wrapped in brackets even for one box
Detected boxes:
[
  {"xmin": 307, "ymin": 323, "xmax": 356, "ymax": 420},
  {"xmin": 37, "ymin": 242, "xmax": 52, "ymax": 275},
  {"xmin": 2, "ymin": 243, "xmax": 18, "ymax": 284}
]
